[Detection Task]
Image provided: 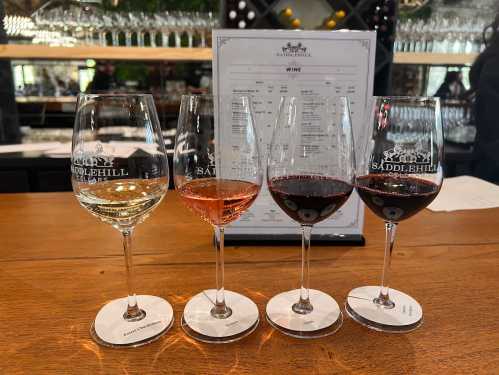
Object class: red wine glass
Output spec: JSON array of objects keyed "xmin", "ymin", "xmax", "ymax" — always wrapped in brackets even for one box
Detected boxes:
[
  {"xmin": 266, "ymin": 96, "xmax": 355, "ymax": 338},
  {"xmin": 174, "ymin": 95, "xmax": 263, "ymax": 343},
  {"xmin": 346, "ymin": 96, "xmax": 443, "ymax": 332}
]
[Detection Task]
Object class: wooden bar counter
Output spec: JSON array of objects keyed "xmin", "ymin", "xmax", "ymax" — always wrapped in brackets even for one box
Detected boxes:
[{"xmin": 1, "ymin": 191, "xmax": 499, "ymax": 374}]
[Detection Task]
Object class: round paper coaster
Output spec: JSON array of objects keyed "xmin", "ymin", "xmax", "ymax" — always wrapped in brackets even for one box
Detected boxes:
[
  {"xmin": 266, "ymin": 289, "xmax": 341, "ymax": 332},
  {"xmin": 346, "ymin": 286, "xmax": 423, "ymax": 331},
  {"xmin": 182, "ymin": 289, "xmax": 259, "ymax": 339},
  {"xmin": 93, "ymin": 295, "xmax": 174, "ymax": 346}
]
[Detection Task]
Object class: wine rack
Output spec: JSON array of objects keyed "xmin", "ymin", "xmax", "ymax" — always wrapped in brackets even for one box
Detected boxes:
[{"xmin": 221, "ymin": 0, "xmax": 398, "ymax": 95}]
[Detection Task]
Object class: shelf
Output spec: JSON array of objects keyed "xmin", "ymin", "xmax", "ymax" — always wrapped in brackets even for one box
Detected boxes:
[
  {"xmin": 0, "ymin": 45, "xmax": 212, "ymax": 61},
  {"xmin": 394, "ymin": 52, "xmax": 478, "ymax": 66},
  {"xmin": 0, "ymin": 45, "xmax": 478, "ymax": 66},
  {"xmin": 16, "ymin": 96, "xmax": 76, "ymax": 103},
  {"xmin": 0, "ymin": 44, "xmax": 478, "ymax": 65}
]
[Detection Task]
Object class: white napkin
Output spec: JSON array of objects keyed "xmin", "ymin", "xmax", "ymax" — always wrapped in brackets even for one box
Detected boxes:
[{"xmin": 428, "ymin": 175, "xmax": 499, "ymax": 212}]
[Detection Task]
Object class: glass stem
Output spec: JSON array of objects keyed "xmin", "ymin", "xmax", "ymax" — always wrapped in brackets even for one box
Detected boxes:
[
  {"xmin": 162, "ymin": 32, "xmax": 169, "ymax": 47},
  {"xmin": 374, "ymin": 221, "xmax": 397, "ymax": 309},
  {"xmin": 200, "ymin": 32, "xmax": 206, "ymax": 48},
  {"xmin": 99, "ymin": 31, "xmax": 106, "ymax": 46},
  {"xmin": 292, "ymin": 225, "xmax": 313, "ymax": 314},
  {"xmin": 151, "ymin": 32, "xmax": 157, "ymax": 47},
  {"xmin": 125, "ymin": 31, "xmax": 132, "ymax": 47},
  {"xmin": 112, "ymin": 31, "xmax": 119, "ymax": 46},
  {"xmin": 211, "ymin": 226, "xmax": 232, "ymax": 319},
  {"xmin": 174, "ymin": 31, "xmax": 181, "ymax": 47},
  {"xmin": 138, "ymin": 31, "xmax": 144, "ymax": 47},
  {"xmin": 122, "ymin": 229, "xmax": 145, "ymax": 321}
]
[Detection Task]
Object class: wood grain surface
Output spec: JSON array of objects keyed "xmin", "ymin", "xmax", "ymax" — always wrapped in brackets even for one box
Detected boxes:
[
  {"xmin": 393, "ymin": 52, "xmax": 478, "ymax": 65},
  {"xmin": 0, "ymin": 45, "xmax": 212, "ymax": 61},
  {"xmin": 1, "ymin": 192, "xmax": 498, "ymax": 375}
]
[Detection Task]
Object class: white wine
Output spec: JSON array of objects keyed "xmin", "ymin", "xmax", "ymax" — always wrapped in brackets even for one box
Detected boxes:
[{"xmin": 74, "ymin": 178, "xmax": 168, "ymax": 228}]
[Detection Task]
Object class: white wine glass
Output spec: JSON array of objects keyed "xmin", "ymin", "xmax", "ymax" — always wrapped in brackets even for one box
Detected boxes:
[
  {"xmin": 174, "ymin": 94, "xmax": 263, "ymax": 343},
  {"xmin": 71, "ymin": 94, "xmax": 173, "ymax": 347}
]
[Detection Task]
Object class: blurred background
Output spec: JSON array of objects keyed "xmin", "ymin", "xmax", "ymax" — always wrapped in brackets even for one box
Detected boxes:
[{"xmin": 0, "ymin": 0, "xmax": 495, "ymax": 192}]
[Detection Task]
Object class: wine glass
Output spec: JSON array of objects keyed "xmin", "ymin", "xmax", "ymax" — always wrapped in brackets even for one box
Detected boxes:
[
  {"xmin": 178, "ymin": 11, "xmax": 195, "ymax": 48},
  {"xmin": 346, "ymin": 96, "xmax": 443, "ymax": 332},
  {"xmin": 155, "ymin": 12, "xmax": 171, "ymax": 47},
  {"xmin": 266, "ymin": 96, "xmax": 355, "ymax": 338},
  {"xmin": 99, "ymin": 14, "xmax": 113, "ymax": 46},
  {"xmin": 71, "ymin": 94, "xmax": 173, "ymax": 347},
  {"xmin": 170, "ymin": 11, "xmax": 182, "ymax": 48},
  {"xmin": 193, "ymin": 12, "xmax": 207, "ymax": 48},
  {"xmin": 174, "ymin": 95, "xmax": 262, "ymax": 343}
]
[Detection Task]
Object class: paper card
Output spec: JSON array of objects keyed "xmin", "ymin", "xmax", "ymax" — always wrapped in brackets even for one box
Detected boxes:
[
  {"xmin": 428, "ymin": 175, "xmax": 499, "ymax": 212},
  {"xmin": 212, "ymin": 29, "xmax": 377, "ymax": 238}
]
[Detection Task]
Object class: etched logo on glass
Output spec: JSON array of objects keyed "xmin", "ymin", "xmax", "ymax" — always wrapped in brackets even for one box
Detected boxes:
[
  {"xmin": 71, "ymin": 142, "xmax": 129, "ymax": 183},
  {"xmin": 195, "ymin": 151, "xmax": 216, "ymax": 177},
  {"xmin": 370, "ymin": 142, "xmax": 436, "ymax": 174}
]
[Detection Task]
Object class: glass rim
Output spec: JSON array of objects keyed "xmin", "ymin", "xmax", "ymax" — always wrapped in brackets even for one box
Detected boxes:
[
  {"xmin": 278, "ymin": 95, "xmax": 349, "ymax": 101},
  {"xmin": 179, "ymin": 95, "xmax": 351, "ymax": 105},
  {"xmin": 180, "ymin": 94, "xmax": 251, "ymax": 99},
  {"xmin": 77, "ymin": 93, "xmax": 155, "ymax": 99},
  {"xmin": 373, "ymin": 95, "xmax": 440, "ymax": 101}
]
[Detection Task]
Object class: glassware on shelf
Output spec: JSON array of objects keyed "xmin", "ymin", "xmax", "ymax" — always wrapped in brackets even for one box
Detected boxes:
[
  {"xmin": 29, "ymin": 9, "xmax": 219, "ymax": 48},
  {"xmin": 149, "ymin": 13, "xmax": 162, "ymax": 47},
  {"xmin": 155, "ymin": 12, "xmax": 171, "ymax": 48},
  {"xmin": 346, "ymin": 96, "xmax": 444, "ymax": 333},
  {"xmin": 193, "ymin": 11, "xmax": 207, "ymax": 48},
  {"xmin": 441, "ymin": 100, "xmax": 476, "ymax": 144},
  {"xmin": 170, "ymin": 11, "xmax": 183, "ymax": 48},
  {"xmin": 174, "ymin": 95, "xmax": 263, "ymax": 343},
  {"xmin": 178, "ymin": 11, "xmax": 195, "ymax": 48},
  {"xmin": 100, "ymin": 13, "xmax": 113, "ymax": 46},
  {"xmin": 30, "ymin": 0, "xmax": 101, "ymax": 46},
  {"xmin": 71, "ymin": 93, "xmax": 173, "ymax": 347},
  {"xmin": 266, "ymin": 96, "xmax": 355, "ymax": 338},
  {"xmin": 395, "ymin": 13, "xmax": 492, "ymax": 54},
  {"xmin": 110, "ymin": 13, "xmax": 121, "ymax": 46},
  {"xmin": 79, "ymin": 11, "xmax": 97, "ymax": 45}
]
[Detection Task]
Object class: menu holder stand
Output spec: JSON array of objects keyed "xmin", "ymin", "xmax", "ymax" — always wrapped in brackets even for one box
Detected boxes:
[{"xmin": 224, "ymin": 234, "xmax": 365, "ymax": 246}]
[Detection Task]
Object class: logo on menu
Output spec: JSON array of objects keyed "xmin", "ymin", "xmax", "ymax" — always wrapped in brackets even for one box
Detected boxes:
[
  {"xmin": 370, "ymin": 142, "xmax": 436, "ymax": 174},
  {"xmin": 71, "ymin": 142, "xmax": 129, "ymax": 183},
  {"xmin": 277, "ymin": 42, "xmax": 311, "ymax": 57}
]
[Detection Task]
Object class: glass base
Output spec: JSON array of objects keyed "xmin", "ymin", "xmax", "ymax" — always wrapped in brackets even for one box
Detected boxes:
[
  {"xmin": 181, "ymin": 289, "xmax": 259, "ymax": 344},
  {"xmin": 346, "ymin": 286, "xmax": 423, "ymax": 333},
  {"xmin": 266, "ymin": 289, "xmax": 343, "ymax": 338},
  {"xmin": 91, "ymin": 295, "xmax": 174, "ymax": 348}
]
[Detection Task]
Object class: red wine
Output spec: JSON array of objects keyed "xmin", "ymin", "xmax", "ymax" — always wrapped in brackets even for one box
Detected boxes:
[
  {"xmin": 356, "ymin": 174, "xmax": 440, "ymax": 222},
  {"xmin": 268, "ymin": 175, "xmax": 353, "ymax": 225}
]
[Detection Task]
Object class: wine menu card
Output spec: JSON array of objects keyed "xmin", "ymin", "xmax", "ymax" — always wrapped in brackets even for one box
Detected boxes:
[{"xmin": 212, "ymin": 29, "xmax": 376, "ymax": 242}]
